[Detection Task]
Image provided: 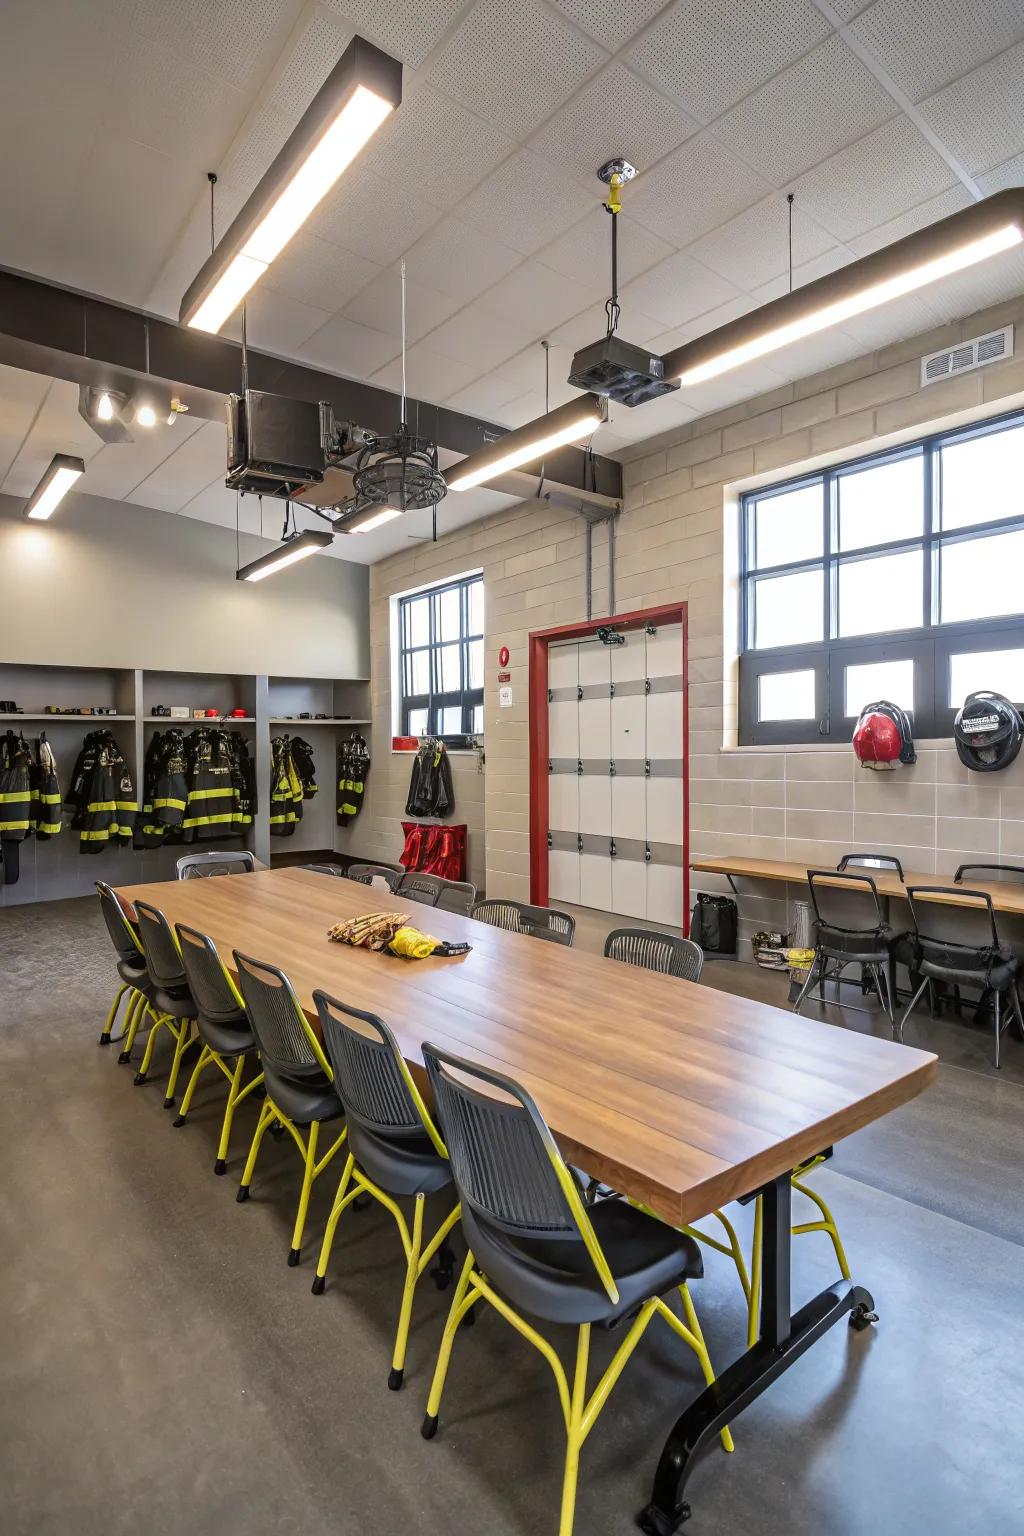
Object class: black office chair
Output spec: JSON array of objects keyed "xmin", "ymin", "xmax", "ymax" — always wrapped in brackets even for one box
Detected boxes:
[
  {"xmin": 793, "ymin": 871, "xmax": 895, "ymax": 1027},
  {"xmin": 472, "ymin": 898, "xmax": 575, "ymax": 946},
  {"xmin": 311, "ymin": 992, "xmax": 458, "ymax": 1389},
  {"xmin": 95, "ymin": 881, "xmax": 152, "ymax": 1058},
  {"xmin": 232, "ymin": 953, "xmax": 347, "ymax": 1265},
  {"xmin": 176, "ymin": 850, "xmax": 256, "ymax": 878},
  {"xmin": 604, "ymin": 927, "xmax": 703, "ymax": 981},
  {"xmin": 397, "ymin": 871, "xmax": 477, "ymax": 916},
  {"xmin": 419, "ymin": 1043, "xmax": 731, "ymax": 1536},
  {"xmin": 899, "ymin": 885, "xmax": 1021, "ymax": 1067},
  {"xmin": 173, "ymin": 925, "xmax": 264, "ymax": 1174},
  {"xmin": 133, "ymin": 901, "xmax": 200, "ymax": 1107},
  {"xmin": 347, "ymin": 862, "xmax": 403, "ymax": 889}
]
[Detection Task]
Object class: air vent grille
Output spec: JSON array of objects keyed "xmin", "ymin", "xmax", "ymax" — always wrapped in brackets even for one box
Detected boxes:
[{"xmin": 921, "ymin": 325, "xmax": 1013, "ymax": 386}]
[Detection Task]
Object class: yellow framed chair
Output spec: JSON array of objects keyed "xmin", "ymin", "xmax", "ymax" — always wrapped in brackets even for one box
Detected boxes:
[
  {"xmin": 311, "ymin": 991, "xmax": 461, "ymax": 1390},
  {"xmin": 95, "ymin": 881, "xmax": 153, "ymax": 1059},
  {"xmin": 172, "ymin": 924, "xmax": 265, "ymax": 1175},
  {"xmin": 419, "ymin": 1043, "xmax": 733, "ymax": 1536},
  {"xmin": 133, "ymin": 901, "xmax": 201, "ymax": 1109},
  {"xmin": 231, "ymin": 953, "xmax": 347, "ymax": 1267}
]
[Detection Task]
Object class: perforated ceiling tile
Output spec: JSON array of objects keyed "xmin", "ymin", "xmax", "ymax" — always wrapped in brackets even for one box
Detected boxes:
[
  {"xmin": 547, "ymin": 300, "xmax": 664, "ymax": 351},
  {"xmin": 918, "ymin": 39, "xmax": 1024, "ymax": 175},
  {"xmin": 310, "ymin": 165, "xmax": 440, "ymax": 264},
  {"xmin": 847, "ymin": 185, "xmax": 973, "ymax": 256},
  {"xmin": 207, "ymin": 100, "xmax": 297, "ymax": 231},
  {"xmin": 748, "ymin": 246, "xmax": 855, "ymax": 305},
  {"xmin": 370, "ymin": 343, "xmax": 479, "ymax": 405},
  {"xmin": 343, "ymin": 267, "xmax": 461, "ymax": 341},
  {"xmin": 270, "ymin": 9, "xmax": 354, "ymax": 121},
  {"xmin": 457, "ymin": 151, "xmax": 596, "ymax": 256},
  {"xmin": 529, "ymin": 61, "xmax": 697, "ymax": 187},
  {"xmin": 426, "ymin": 304, "xmax": 539, "ymax": 370},
  {"xmin": 713, "ymin": 34, "xmax": 898, "ymax": 185},
  {"xmin": 444, "ymin": 373, "xmax": 526, "ymax": 417},
  {"xmin": 627, "ymin": 0, "xmax": 831, "ymax": 126},
  {"xmin": 626, "ymin": 134, "xmax": 771, "ymax": 248},
  {"xmin": 840, "ymin": 288, "xmax": 948, "ymax": 349},
  {"xmin": 921, "ymin": 242, "xmax": 1024, "ymax": 327},
  {"xmin": 323, "ymin": 0, "xmax": 466, "ymax": 69},
  {"xmin": 0, "ymin": 365, "xmax": 56, "ymax": 491},
  {"xmin": 607, "ymin": 389, "xmax": 700, "ymax": 443},
  {"xmin": 361, "ymin": 82, "xmax": 513, "ymax": 212},
  {"xmin": 236, "ymin": 287, "xmax": 333, "ymax": 358},
  {"xmin": 849, "ymin": 0, "xmax": 1024, "ymax": 104},
  {"xmin": 536, "ymin": 207, "xmax": 673, "ymax": 298},
  {"xmin": 551, "ymin": 0, "xmax": 666, "ymax": 51},
  {"xmin": 474, "ymin": 261, "xmax": 597, "ymax": 336},
  {"xmin": 686, "ymin": 195, "xmax": 838, "ymax": 293},
  {"xmin": 264, "ymin": 233, "xmax": 381, "ymax": 313},
  {"xmin": 402, "ymin": 218, "xmax": 523, "ymax": 302},
  {"xmin": 979, "ymin": 148, "xmax": 1024, "ymax": 195},
  {"xmin": 428, "ymin": 0, "xmax": 607, "ymax": 140},
  {"xmin": 102, "ymin": 28, "xmax": 248, "ymax": 167},
  {"xmin": 620, "ymin": 251, "xmax": 742, "ymax": 329},
  {"xmin": 81, "ymin": 420, "xmax": 204, "ymax": 504},
  {"xmin": 667, "ymin": 292, "xmax": 755, "ymax": 344},
  {"xmin": 298, "ymin": 313, "xmax": 401, "ymax": 378},
  {"xmin": 789, "ymin": 114, "xmax": 956, "ymax": 244},
  {"xmin": 131, "ymin": 421, "xmax": 231, "ymax": 514},
  {"xmin": 128, "ymin": 0, "xmax": 303, "ymax": 93},
  {"xmin": 829, "ymin": 0, "xmax": 872, "ymax": 18}
]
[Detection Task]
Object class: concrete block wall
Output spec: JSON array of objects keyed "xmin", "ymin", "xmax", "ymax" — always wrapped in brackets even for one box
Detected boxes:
[{"xmin": 358, "ymin": 289, "xmax": 1024, "ymax": 946}]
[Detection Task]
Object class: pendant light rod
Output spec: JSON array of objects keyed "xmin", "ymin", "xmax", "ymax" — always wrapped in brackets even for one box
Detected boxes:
[
  {"xmin": 663, "ymin": 187, "xmax": 1024, "ymax": 387},
  {"xmin": 181, "ymin": 37, "xmax": 402, "ymax": 334}
]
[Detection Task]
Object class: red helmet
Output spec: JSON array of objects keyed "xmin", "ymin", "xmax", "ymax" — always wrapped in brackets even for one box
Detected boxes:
[{"xmin": 853, "ymin": 701, "xmax": 916, "ymax": 771}]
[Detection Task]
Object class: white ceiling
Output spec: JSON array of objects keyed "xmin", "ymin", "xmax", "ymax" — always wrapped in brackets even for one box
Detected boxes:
[{"xmin": 4, "ymin": 0, "xmax": 1024, "ymax": 558}]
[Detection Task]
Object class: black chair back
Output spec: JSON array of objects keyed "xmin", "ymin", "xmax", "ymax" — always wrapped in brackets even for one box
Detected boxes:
[
  {"xmin": 176, "ymin": 924, "xmax": 246, "ymax": 1025},
  {"xmin": 232, "ymin": 952, "xmax": 329, "ymax": 1082},
  {"xmin": 837, "ymin": 852, "xmax": 904, "ymax": 880},
  {"xmin": 96, "ymin": 881, "xmax": 143, "ymax": 963},
  {"xmin": 604, "ymin": 927, "xmax": 703, "ymax": 981},
  {"xmin": 315, "ymin": 991, "xmax": 442, "ymax": 1147},
  {"xmin": 176, "ymin": 851, "xmax": 255, "ymax": 879},
  {"xmin": 135, "ymin": 900, "xmax": 189, "ymax": 990},
  {"xmin": 905, "ymin": 885, "xmax": 1005, "ymax": 977},
  {"xmin": 807, "ymin": 871, "xmax": 888, "ymax": 951},
  {"xmin": 348, "ymin": 863, "xmax": 402, "ymax": 889},
  {"xmin": 397, "ymin": 872, "xmax": 476, "ymax": 915}
]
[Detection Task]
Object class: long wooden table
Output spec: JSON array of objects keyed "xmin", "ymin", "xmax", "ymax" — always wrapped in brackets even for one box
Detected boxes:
[
  {"xmin": 692, "ymin": 854, "xmax": 1024, "ymax": 916},
  {"xmin": 113, "ymin": 867, "xmax": 936, "ymax": 1531}
]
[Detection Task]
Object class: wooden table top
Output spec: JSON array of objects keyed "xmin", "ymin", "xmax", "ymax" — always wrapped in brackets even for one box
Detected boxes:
[
  {"xmin": 692, "ymin": 855, "xmax": 1024, "ymax": 916},
  {"xmin": 114, "ymin": 868, "xmax": 936, "ymax": 1228}
]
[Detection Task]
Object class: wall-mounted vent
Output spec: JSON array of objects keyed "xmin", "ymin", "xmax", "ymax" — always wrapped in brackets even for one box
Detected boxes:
[{"xmin": 920, "ymin": 325, "xmax": 1013, "ymax": 386}]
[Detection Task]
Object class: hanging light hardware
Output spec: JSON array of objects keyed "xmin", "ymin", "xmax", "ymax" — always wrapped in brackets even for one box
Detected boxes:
[{"xmin": 23, "ymin": 454, "xmax": 85, "ymax": 521}]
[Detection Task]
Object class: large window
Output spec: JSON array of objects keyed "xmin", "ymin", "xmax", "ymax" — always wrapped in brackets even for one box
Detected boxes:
[
  {"xmin": 739, "ymin": 411, "xmax": 1024, "ymax": 744},
  {"xmin": 398, "ymin": 573, "xmax": 484, "ymax": 739}
]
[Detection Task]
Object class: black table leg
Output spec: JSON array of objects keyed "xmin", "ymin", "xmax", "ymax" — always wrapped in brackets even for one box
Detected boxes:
[{"xmin": 637, "ymin": 1172, "xmax": 877, "ymax": 1535}]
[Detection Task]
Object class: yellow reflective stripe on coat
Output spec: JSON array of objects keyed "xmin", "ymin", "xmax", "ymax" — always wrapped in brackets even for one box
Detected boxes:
[
  {"xmin": 37, "ymin": 792, "xmax": 61, "ymax": 805},
  {"xmin": 186, "ymin": 786, "xmax": 236, "ymax": 800},
  {"xmin": 35, "ymin": 822, "xmax": 62, "ymax": 835},
  {"xmin": 181, "ymin": 813, "xmax": 239, "ymax": 828},
  {"xmin": 0, "ymin": 818, "xmax": 31, "ymax": 831},
  {"xmin": 0, "ymin": 791, "xmax": 31, "ymax": 803},
  {"xmin": 153, "ymin": 797, "xmax": 187, "ymax": 810}
]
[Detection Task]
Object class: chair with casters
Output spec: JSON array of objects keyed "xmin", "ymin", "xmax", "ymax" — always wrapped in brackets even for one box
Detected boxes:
[
  {"xmin": 176, "ymin": 849, "xmax": 256, "ymax": 879},
  {"xmin": 604, "ymin": 927, "xmax": 703, "ymax": 982},
  {"xmin": 347, "ymin": 862, "xmax": 403, "ymax": 890},
  {"xmin": 311, "ymin": 991, "xmax": 460, "ymax": 1390},
  {"xmin": 133, "ymin": 901, "xmax": 201, "ymax": 1108},
  {"xmin": 397, "ymin": 871, "xmax": 477, "ymax": 915},
  {"xmin": 231, "ymin": 953, "xmax": 347, "ymax": 1265},
  {"xmin": 792, "ymin": 870, "xmax": 896, "ymax": 1026},
  {"xmin": 898, "ymin": 884, "xmax": 1021, "ymax": 1068},
  {"xmin": 419, "ymin": 1043, "xmax": 732, "ymax": 1536},
  {"xmin": 172, "ymin": 925, "xmax": 264, "ymax": 1174},
  {"xmin": 472, "ymin": 898, "xmax": 576, "ymax": 946},
  {"xmin": 95, "ymin": 881, "xmax": 153, "ymax": 1060}
]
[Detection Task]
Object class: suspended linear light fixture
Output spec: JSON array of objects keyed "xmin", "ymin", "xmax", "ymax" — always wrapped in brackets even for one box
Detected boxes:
[
  {"xmin": 236, "ymin": 526, "xmax": 333, "ymax": 582},
  {"xmin": 664, "ymin": 187, "xmax": 1024, "ymax": 387},
  {"xmin": 180, "ymin": 37, "xmax": 402, "ymax": 334},
  {"xmin": 23, "ymin": 454, "xmax": 85, "ymax": 521},
  {"xmin": 446, "ymin": 392, "xmax": 608, "ymax": 492}
]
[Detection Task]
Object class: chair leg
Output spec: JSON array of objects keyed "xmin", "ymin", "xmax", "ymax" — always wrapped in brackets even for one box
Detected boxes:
[
  {"xmin": 117, "ymin": 991, "xmax": 144, "ymax": 1062},
  {"xmin": 99, "ymin": 983, "xmax": 129, "ymax": 1045},
  {"xmin": 746, "ymin": 1194, "xmax": 763, "ymax": 1350},
  {"xmin": 312, "ymin": 1153, "xmax": 356, "ymax": 1294},
  {"xmin": 792, "ymin": 954, "xmax": 821, "ymax": 1015},
  {"xmin": 163, "ymin": 1019, "xmax": 196, "ymax": 1109},
  {"xmin": 559, "ymin": 1325, "xmax": 590, "ymax": 1536},
  {"xmin": 173, "ymin": 1044, "xmax": 213, "ymax": 1126},
  {"xmin": 677, "ymin": 1283, "xmax": 734, "ymax": 1453},
  {"xmin": 134, "ymin": 1010, "xmax": 170, "ymax": 1085},
  {"xmin": 389, "ymin": 1193, "xmax": 425, "ymax": 1391},
  {"xmin": 213, "ymin": 1055, "xmax": 256, "ymax": 1175},
  {"xmin": 422, "ymin": 1251, "xmax": 481, "ymax": 1437},
  {"xmin": 897, "ymin": 976, "xmax": 929, "ymax": 1044},
  {"xmin": 791, "ymin": 1173, "xmax": 851, "ymax": 1281},
  {"xmin": 237, "ymin": 1099, "xmax": 276, "ymax": 1203},
  {"xmin": 287, "ymin": 1119, "xmax": 320, "ymax": 1267},
  {"xmin": 993, "ymin": 988, "xmax": 1001, "ymax": 1071}
]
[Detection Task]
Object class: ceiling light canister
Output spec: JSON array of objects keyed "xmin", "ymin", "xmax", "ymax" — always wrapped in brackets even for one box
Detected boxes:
[
  {"xmin": 236, "ymin": 528, "xmax": 333, "ymax": 582},
  {"xmin": 181, "ymin": 37, "xmax": 402, "ymax": 334},
  {"xmin": 446, "ymin": 393, "xmax": 608, "ymax": 493},
  {"xmin": 23, "ymin": 454, "xmax": 85, "ymax": 521}
]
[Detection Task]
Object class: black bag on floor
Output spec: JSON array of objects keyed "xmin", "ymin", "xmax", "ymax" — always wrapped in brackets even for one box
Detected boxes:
[{"xmin": 690, "ymin": 893, "xmax": 738, "ymax": 956}]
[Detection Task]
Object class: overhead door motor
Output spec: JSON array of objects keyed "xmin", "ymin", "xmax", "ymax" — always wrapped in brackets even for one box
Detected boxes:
[{"xmin": 953, "ymin": 690, "xmax": 1023, "ymax": 772}]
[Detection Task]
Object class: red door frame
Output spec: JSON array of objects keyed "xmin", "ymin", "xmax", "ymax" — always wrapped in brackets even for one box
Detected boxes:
[{"xmin": 528, "ymin": 601, "xmax": 689, "ymax": 933}]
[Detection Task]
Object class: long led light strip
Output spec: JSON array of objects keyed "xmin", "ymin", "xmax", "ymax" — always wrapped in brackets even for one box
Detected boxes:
[
  {"xmin": 236, "ymin": 528, "xmax": 333, "ymax": 582},
  {"xmin": 447, "ymin": 393, "xmax": 607, "ymax": 492},
  {"xmin": 663, "ymin": 188, "xmax": 1024, "ymax": 387},
  {"xmin": 24, "ymin": 454, "xmax": 85, "ymax": 520},
  {"xmin": 181, "ymin": 38, "xmax": 402, "ymax": 334}
]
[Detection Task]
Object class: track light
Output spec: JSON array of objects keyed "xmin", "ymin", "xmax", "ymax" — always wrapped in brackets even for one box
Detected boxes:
[
  {"xmin": 236, "ymin": 528, "xmax": 333, "ymax": 582},
  {"xmin": 664, "ymin": 188, "xmax": 1024, "ymax": 387},
  {"xmin": 97, "ymin": 392, "xmax": 114, "ymax": 421},
  {"xmin": 446, "ymin": 394, "xmax": 608, "ymax": 492},
  {"xmin": 181, "ymin": 37, "xmax": 402, "ymax": 334},
  {"xmin": 340, "ymin": 505, "xmax": 403, "ymax": 534},
  {"xmin": 135, "ymin": 403, "xmax": 157, "ymax": 428},
  {"xmin": 23, "ymin": 454, "xmax": 85, "ymax": 520}
]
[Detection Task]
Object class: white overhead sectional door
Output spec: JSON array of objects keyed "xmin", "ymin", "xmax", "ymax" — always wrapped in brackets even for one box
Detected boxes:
[{"xmin": 546, "ymin": 622, "xmax": 685, "ymax": 926}]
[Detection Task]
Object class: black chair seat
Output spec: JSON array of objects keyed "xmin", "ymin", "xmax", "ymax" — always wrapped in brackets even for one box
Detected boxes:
[
  {"xmin": 263, "ymin": 1065, "xmax": 344, "ymax": 1127},
  {"xmin": 461, "ymin": 1197, "xmax": 703, "ymax": 1326},
  {"xmin": 117, "ymin": 957, "xmax": 150, "ymax": 988},
  {"xmin": 151, "ymin": 985, "xmax": 196, "ymax": 1019},
  {"xmin": 198, "ymin": 1014, "xmax": 257, "ymax": 1056},
  {"xmin": 919, "ymin": 949, "xmax": 1018, "ymax": 991},
  {"xmin": 817, "ymin": 923, "xmax": 894, "ymax": 961},
  {"xmin": 348, "ymin": 1120, "xmax": 452, "ymax": 1198}
]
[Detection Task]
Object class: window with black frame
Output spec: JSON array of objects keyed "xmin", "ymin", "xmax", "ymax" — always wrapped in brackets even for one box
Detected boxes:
[
  {"xmin": 739, "ymin": 409, "xmax": 1024, "ymax": 745},
  {"xmin": 398, "ymin": 573, "xmax": 484, "ymax": 740}
]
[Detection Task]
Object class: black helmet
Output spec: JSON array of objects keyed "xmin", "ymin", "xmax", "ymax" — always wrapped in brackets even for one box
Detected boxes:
[{"xmin": 953, "ymin": 691, "xmax": 1023, "ymax": 773}]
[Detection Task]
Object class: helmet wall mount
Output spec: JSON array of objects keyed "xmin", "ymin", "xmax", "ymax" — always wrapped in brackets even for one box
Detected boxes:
[{"xmin": 954, "ymin": 691, "xmax": 1023, "ymax": 772}]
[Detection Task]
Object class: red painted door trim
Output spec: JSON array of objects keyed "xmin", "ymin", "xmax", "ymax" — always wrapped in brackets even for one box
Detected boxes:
[{"xmin": 528, "ymin": 603, "xmax": 689, "ymax": 933}]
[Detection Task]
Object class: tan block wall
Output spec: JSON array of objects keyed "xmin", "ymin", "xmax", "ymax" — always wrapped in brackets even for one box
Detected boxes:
[{"xmin": 358, "ymin": 290, "xmax": 1024, "ymax": 945}]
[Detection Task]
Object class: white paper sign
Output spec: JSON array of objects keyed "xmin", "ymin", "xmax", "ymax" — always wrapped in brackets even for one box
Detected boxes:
[{"xmin": 499, "ymin": 685, "xmax": 513, "ymax": 708}]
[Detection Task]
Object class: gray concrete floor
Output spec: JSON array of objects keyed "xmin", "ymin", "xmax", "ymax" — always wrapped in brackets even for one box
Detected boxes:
[{"xmin": 2, "ymin": 895, "xmax": 1023, "ymax": 1536}]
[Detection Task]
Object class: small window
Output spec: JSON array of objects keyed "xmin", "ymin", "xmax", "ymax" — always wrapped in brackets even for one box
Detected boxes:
[
  {"xmin": 949, "ymin": 648, "xmax": 1024, "ymax": 707},
  {"xmin": 939, "ymin": 528, "xmax": 1024, "ymax": 624},
  {"xmin": 753, "ymin": 567, "xmax": 823, "ymax": 648},
  {"xmin": 759, "ymin": 669, "xmax": 817, "ymax": 722},
  {"xmin": 397, "ymin": 573, "xmax": 484, "ymax": 739},
  {"xmin": 940, "ymin": 422, "xmax": 1024, "ymax": 530},
  {"xmin": 838, "ymin": 453, "xmax": 923, "ymax": 551},
  {"xmin": 750, "ymin": 482, "xmax": 822, "ymax": 568},
  {"xmin": 845, "ymin": 658, "xmax": 915, "ymax": 717},
  {"xmin": 837, "ymin": 548, "xmax": 923, "ymax": 637}
]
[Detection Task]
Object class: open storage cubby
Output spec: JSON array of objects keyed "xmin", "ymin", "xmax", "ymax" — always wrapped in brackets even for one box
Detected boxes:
[
  {"xmin": 267, "ymin": 674, "xmax": 370, "ymax": 725},
  {"xmin": 268, "ymin": 676, "xmax": 370, "ymax": 857},
  {"xmin": 141, "ymin": 670, "xmax": 256, "ymax": 722}
]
